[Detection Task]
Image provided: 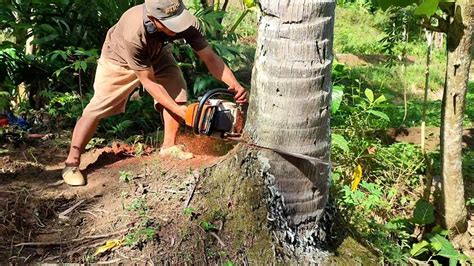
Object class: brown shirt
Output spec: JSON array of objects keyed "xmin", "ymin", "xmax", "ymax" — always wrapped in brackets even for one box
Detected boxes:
[{"xmin": 101, "ymin": 4, "xmax": 208, "ymax": 70}]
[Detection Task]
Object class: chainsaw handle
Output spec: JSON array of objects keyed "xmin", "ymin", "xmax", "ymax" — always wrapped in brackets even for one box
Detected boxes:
[{"xmin": 193, "ymin": 89, "xmax": 236, "ymax": 134}]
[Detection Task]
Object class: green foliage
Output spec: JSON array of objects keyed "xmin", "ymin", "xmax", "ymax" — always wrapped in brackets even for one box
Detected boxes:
[
  {"xmin": 127, "ymin": 197, "xmax": 149, "ymax": 214},
  {"xmin": 124, "ymin": 226, "xmax": 158, "ymax": 247},
  {"xmin": 43, "ymin": 92, "xmax": 82, "ymax": 120},
  {"xmin": 175, "ymin": 2, "xmax": 252, "ymax": 98},
  {"xmin": 378, "ymin": 0, "xmax": 456, "ymax": 17},
  {"xmin": 119, "ymin": 171, "xmax": 133, "ymax": 183},
  {"xmin": 0, "ymin": 0, "xmax": 255, "ymax": 138},
  {"xmin": 332, "ymin": 59, "xmax": 434, "ymax": 263},
  {"xmin": 332, "ymin": 141, "xmax": 427, "ymax": 262},
  {"xmin": 50, "ymin": 47, "xmax": 99, "ymax": 77},
  {"xmin": 223, "ymin": 261, "xmax": 236, "ymax": 266},
  {"xmin": 0, "ymin": 91, "xmax": 11, "ymax": 111},
  {"xmin": 386, "ymin": 202, "xmax": 471, "ymax": 265},
  {"xmin": 124, "ymin": 195, "xmax": 160, "ymax": 248},
  {"xmin": 105, "ymin": 120, "xmax": 134, "ymax": 139},
  {"xmin": 0, "ymin": 0, "xmax": 143, "ymax": 51},
  {"xmin": 411, "ymin": 199, "xmax": 435, "ymax": 225},
  {"xmin": 98, "ymin": 93, "xmax": 162, "ymax": 138},
  {"xmin": 334, "ymin": 6, "xmax": 387, "ymax": 54},
  {"xmin": 379, "ymin": 7, "xmax": 420, "ymax": 65},
  {"xmin": 331, "ymin": 85, "xmax": 345, "ymax": 114},
  {"xmin": 332, "ymin": 81, "xmax": 391, "ymax": 135},
  {"xmin": 183, "ymin": 207, "xmax": 196, "ymax": 217},
  {"xmin": 0, "ymin": 0, "xmax": 144, "ymax": 129},
  {"xmin": 337, "ymin": 0, "xmax": 378, "ymax": 12},
  {"xmin": 200, "ymin": 220, "xmax": 216, "ymax": 232},
  {"xmin": 332, "ymin": 134, "xmax": 350, "ymax": 153},
  {"xmin": 85, "ymin": 137, "xmax": 106, "ymax": 150},
  {"xmin": 331, "ymin": 59, "xmax": 447, "ymax": 128}
]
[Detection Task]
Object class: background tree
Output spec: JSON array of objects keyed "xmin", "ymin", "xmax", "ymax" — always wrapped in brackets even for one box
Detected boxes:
[{"xmin": 379, "ymin": 0, "xmax": 472, "ymax": 235}]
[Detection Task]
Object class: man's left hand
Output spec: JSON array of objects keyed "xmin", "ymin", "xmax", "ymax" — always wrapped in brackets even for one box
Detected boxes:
[{"xmin": 229, "ymin": 84, "xmax": 248, "ymax": 104}]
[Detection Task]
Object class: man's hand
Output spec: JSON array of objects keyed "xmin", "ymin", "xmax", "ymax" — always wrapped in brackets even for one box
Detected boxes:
[
  {"xmin": 229, "ymin": 84, "xmax": 248, "ymax": 104},
  {"xmin": 135, "ymin": 68, "xmax": 186, "ymax": 120},
  {"xmin": 179, "ymin": 105, "xmax": 188, "ymax": 120},
  {"xmin": 197, "ymin": 47, "xmax": 248, "ymax": 104}
]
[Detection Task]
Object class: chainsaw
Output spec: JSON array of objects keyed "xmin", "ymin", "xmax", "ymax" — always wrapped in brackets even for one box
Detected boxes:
[
  {"xmin": 185, "ymin": 88, "xmax": 244, "ymax": 139},
  {"xmin": 184, "ymin": 88, "xmax": 332, "ymax": 166}
]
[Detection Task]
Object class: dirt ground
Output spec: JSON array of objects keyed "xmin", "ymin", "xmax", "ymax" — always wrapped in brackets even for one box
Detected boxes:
[
  {"xmin": 0, "ymin": 132, "xmax": 240, "ymax": 264},
  {"xmin": 386, "ymin": 127, "xmax": 474, "ymax": 152}
]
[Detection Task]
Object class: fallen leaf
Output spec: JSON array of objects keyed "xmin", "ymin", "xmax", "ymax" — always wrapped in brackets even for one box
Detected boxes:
[
  {"xmin": 351, "ymin": 164, "xmax": 363, "ymax": 191},
  {"xmin": 94, "ymin": 239, "xmax": 122, "ymax": 256}
]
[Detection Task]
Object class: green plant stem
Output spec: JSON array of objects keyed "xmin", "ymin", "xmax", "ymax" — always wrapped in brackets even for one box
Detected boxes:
[
  {"xmin": 229, "ymin": 9, "xmax": 250, "ymax": 34},
  {"xmin": 421, "ymin": 30, "xmax": 432, "ymax": 155},
  {"xmin": 421, "ymin": 30, "xmax": 433, "ymax": 202},
  {"xmin": 402, "ymin": 22, "xmax": 408, "ymax": 125}
]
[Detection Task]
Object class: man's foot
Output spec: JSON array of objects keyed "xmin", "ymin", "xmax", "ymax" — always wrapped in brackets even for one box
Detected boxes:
[
  {"xmin": 159, "ymin": 145, "xmax": 194, "ymax": 160},
  {"xmin": 62, "ymin": 166, "xmax": 86, "ymax": 186}
]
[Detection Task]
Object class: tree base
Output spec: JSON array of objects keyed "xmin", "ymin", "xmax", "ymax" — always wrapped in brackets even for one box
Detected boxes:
[{"xmin": 196, "ymin": 145, "xmax": 333, "ymax": 263}]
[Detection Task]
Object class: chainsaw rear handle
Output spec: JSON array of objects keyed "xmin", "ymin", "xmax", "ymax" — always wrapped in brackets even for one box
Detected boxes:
[{"xmin": 193, "ymin": 88, "xmax": 236, "ymax": 134}]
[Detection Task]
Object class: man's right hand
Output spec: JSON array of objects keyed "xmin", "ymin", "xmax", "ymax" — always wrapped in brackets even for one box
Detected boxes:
[
  {"xmin": 179, "ymin": 105, "xmax": 188, "ymax": 120},
  {"xmin": 135, "ymin": 68, "xmax": 186, "ymax": 120}
]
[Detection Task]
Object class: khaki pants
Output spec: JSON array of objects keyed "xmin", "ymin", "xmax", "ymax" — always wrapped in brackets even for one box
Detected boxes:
[{"xmin": 82, "ymin": 46, "xmax": 187, "ymax": 120}]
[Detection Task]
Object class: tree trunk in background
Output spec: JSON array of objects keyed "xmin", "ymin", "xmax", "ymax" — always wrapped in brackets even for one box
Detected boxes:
[
  {"xmin": 438, "ymin": 0, "xmax": 472, "ymax": 234},
  {"xmin": 244, "ymin": 0, "xmax": 335, "ymax": 257}
]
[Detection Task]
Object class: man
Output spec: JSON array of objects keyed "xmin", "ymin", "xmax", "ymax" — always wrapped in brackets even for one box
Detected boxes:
[{"xmin": 62, "ymin": 0, "xmax": 248, "ymax": 186}]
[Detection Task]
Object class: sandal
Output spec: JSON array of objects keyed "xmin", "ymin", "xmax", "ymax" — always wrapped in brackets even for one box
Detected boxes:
[
  {"xmin": 159, "ymin": 145, "xmax": 194, "ymax": 160},
  {"xmin": 62, "ymin": 166, "xmax": 86, "ymax": 186}
]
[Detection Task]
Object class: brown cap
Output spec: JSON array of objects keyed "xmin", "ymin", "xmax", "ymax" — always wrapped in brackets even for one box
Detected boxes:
[{"xmin": 145, "ymin": 0, "xmax": 196, "ymax": 33}]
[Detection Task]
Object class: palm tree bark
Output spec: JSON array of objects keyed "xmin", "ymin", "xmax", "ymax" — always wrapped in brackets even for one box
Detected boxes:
[
  {"xmin": 438, "ymin": 0, "xmax": 472, "ymax": 234},
  {"xmin": 196, "ymin": 0, "xmax": 335, "ymax": 261},
  {"xmin": 244, "ymin": 0, "xmax": 335, "ymax": 254}
]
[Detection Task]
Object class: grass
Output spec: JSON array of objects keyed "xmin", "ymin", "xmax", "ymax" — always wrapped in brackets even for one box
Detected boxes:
[
  {"xmin": 385, "ymin": 82, "xmax": 474, "ymax": 128},
  {"xmin": 334, "ymin": 6, "xmax": 388, "ymax": 54},
  {"xmin": 334, "ymin": 5, "xmax": 447, "ymax": 97},
  {"xmin": 466, "ymin": 82, "xmax": 474, "ymax": 125},
  {"xmin": 338, "ymin": 61, "xmax": 445, "ymax": 98}
]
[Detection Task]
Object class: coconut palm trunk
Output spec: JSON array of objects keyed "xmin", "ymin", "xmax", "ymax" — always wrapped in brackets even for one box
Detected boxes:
[
  {"xmin": 245, "ymin": 0, "xmax": 335, "ymax": 247},
  {"xmin": 198, "ymin": 0, "xmax": 335, "ymax": 262},
  {"xmin": 438, "ymin": 0, "xmax": 472, "ymax": 234}
]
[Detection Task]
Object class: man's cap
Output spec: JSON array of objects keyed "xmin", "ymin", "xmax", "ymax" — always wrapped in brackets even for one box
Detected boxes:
[{"xmin": 145, "ymin": 0, "xmax": 196, "ymax": 33}]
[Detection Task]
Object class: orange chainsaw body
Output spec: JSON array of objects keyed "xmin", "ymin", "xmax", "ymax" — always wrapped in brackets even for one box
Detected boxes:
[{"xmin": 185, "ymin": 89, "xmax": 244, "ymax": 138}]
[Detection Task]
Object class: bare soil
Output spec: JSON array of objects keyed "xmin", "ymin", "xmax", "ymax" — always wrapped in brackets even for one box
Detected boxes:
[
  {"xmin": 0, "ymin": 132, "xmax": 239, "ymax": 264},
  {"xmin": 386, "ymin": 127, "xmax": 474, "ymax": 152}
]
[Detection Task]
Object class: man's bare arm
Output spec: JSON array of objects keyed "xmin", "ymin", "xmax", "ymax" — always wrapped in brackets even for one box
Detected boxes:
[
  {"xmin": 196, "ymin": 46, "xmax": 248, "ymax": 103},
  {"xmin": 134, "ymin": 68, "xmax": 186, "ymax": 119}
]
